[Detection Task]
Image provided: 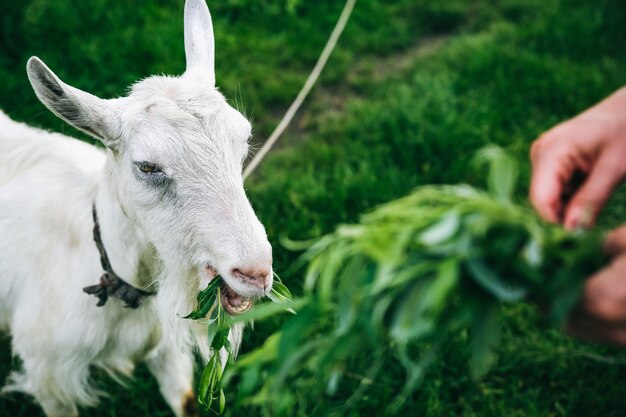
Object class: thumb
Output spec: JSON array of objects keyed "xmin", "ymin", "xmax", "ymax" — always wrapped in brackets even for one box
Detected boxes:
[{"xmin": 564, "ymin": 151, "xmax": 626, "ymax": 229}]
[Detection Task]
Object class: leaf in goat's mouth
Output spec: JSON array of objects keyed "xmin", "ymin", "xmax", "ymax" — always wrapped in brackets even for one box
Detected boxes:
[
  {"xmin": 183, "ymin": 272, "xmax": 294, "ymax": 414},
  {"xmin": 184, "ymin": 273, "xmax": 294, "ymax": 320},
  {"xmin": 183, "ymin": 275, "xmax": 253, "ymax": 319},
  {"xmin": 182, "ymin": 277, "xmax": 221, "ymax": 320},
  {"xmin": 267, "ymin": 279, "xmax": 296, "ymax": 314}
]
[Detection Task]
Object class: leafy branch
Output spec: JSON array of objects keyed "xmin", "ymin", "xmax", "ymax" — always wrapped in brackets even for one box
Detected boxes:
[
  {"xmin": 220, "ymin": 147, "xmax": 606, "ymax": 416},
  {"xmin": 183, "ymin": 273, "xmax": 293, "ymax": 414}
]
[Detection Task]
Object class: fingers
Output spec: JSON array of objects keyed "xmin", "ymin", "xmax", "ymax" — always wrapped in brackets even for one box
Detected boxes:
[
  {"xmin": 580, "ymin": 257, "xmax": 626, "ymax": 318},
  {"xmin": 529, "ymin": 168, "xmax": 562, "ymax": 223},
  {"xmin": 563, "ymin": 150, "xmax": 626, "ymax": 229},
  {"xmin": 604, "ymin": 226, "xmax": 626, "ymax": 257},
  {"xmin": 568, "ymin": 256, "xmax": 626, "ymax": 345},
  {"xmin": 529, "ymin": 112, "xmax": 626, "ymax": 226},
  {"xmin": 567, "ymin": 312, "xmax": 626, "ymax": 345},
  {"xmin": 529, "ymin": 142, "xmax": 568, "ymax": 223},
  {"xmin": 529, "ymin": 137, "xmax": 588, "ymax": 223}
]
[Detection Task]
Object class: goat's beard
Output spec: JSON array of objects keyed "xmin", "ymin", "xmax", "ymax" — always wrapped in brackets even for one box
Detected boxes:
[{"xmin": 153, "ymin": 262, "xmax": 244, "ymax": 363}]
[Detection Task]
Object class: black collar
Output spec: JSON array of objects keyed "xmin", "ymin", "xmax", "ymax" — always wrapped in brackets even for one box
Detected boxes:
[{"xmin": 83, "ymin": 204, "xmax": 154, "ymax": 309}]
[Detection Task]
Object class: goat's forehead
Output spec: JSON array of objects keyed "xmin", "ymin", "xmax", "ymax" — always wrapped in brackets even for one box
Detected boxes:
[
  {"xmin": 120, "ymin": 75, "xmax": 251, "ymax": 150},
  {"xmin": 126, "ymin": 75, "xmax": 226, "ymax": 123},
  {"xmin": 129, "ymin": 74, "xmax": 222, "ymax": 105}
]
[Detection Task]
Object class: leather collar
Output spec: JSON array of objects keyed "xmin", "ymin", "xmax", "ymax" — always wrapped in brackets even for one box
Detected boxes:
[{"xmin": 83, "ymin": 204, "xmax": 154, "ymax": 309}]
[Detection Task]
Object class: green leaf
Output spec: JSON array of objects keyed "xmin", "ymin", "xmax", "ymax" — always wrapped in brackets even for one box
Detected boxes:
[
  {"xmin": 391, "ymin": 258, "xmax": 459, "ymax": 342},
  {"xmin": 207, "ymin": 322, "xmax": 218, "ymax": 348},
  {"xmin": 198, "ymin": 355, "xmax": 216, "ymax": 405},
  {"xmin": 428, "ymin": 258, "xmax": 460, "ymax": 311},
  {"xmin": 419, "ymin": 212, "xmax": 460, "ymax": 245},
  {"xmin": 213, "ymin": 362, "xmax": 223, "ymax": 392},
  {"xmin": 237, "ymin": 366, "xmax": 260, "ymax": 396},
  {"xmin": 229, "ymin": 299, "xmax": 306, "ymax": 325},
  {"xmin": 211, "ymin": 325, "xmax": 230, "ymax": 352},
  {"xmin": 208, "ymin": 300, "xmax": 221, "ymax": 323},
  {"xmin": 522, "ymin": 237, "xmax": 542, "ymax": 267},
  {"xmin": 475, "ymin": 145, "xmax": 518, "ymax": 202},
  {"xmin": 268, "ymin": 282, "xmax": 297, "ymax": 314},
  {"xmin": 219, "ymin": 388, "xmax": 226, "ymax": 414},
  {"xmin": 271, "ymin": 281, "xmax": 293, "ymax": 300},
  {"xmin": 182, "ymin": 278, "xmax": 221, "ymax": 319},
  {"xmin": 326, "ymin": 370, "xmax": 342, "ymax": 396},
  {"xmin": 469, "ymin": 303, "xmax": 500, "ymax": 379},
  {"xmin": 235, "ymin": 332, "xmax": 281, "ymax": 369},
  {"xmin": 467, "ymin": 258, "xmax": 527, "ymax": 302},
  {"xmin": 336, "ymin": 290, "xmax": 356, "ymax": 336},
  {"xmin": 183, "ymin": 292, "xmax": 216, "ymax": 320}
]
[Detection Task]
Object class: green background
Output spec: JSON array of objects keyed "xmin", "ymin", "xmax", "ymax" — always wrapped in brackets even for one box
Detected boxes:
[{"xmin": 1, "ymin": 0, "xmax": 626, "ymax": 416}]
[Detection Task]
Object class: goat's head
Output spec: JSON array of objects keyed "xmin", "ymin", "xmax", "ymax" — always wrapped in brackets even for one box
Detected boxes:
[{"xmin": 25, "ymin": 0, "xmax": 272, "ymax": 315}]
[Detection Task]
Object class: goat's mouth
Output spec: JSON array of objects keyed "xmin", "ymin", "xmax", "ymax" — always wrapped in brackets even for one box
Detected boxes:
[
  {"xmin": 204, "ymin": 264, "xmax": 254, "ymax": 315},
  {"xmin": 220, "ymin": 281, "xmax": 253, "ymax": 315}
]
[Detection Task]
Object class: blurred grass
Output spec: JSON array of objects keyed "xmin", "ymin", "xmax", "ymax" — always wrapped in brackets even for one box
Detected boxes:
[{"xmin": 1, "ymin": 0, "xmax": 626, "ymax": 416}]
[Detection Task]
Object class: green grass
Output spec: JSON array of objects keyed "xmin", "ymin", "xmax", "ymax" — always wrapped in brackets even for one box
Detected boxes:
[{"xmin": 1, "ymin": 0, "xmax": 626, "ymax": 416}]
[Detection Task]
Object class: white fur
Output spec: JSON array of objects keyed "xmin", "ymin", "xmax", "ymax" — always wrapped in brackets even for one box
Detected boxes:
[{"xmin": 0, "ymin": 1, "xmax": 272, "ymax": 416}]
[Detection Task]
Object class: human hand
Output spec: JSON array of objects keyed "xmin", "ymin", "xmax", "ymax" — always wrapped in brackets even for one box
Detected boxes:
[
  {"xmin": 568, "ymin": 226, "xmax": 626, "ymax": 345},
  {"xmin": 529, "ymin": 87, "xmax": 626, "ymax": 229}
]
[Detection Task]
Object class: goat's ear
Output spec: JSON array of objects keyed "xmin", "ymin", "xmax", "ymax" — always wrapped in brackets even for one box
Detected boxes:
[
  {"xmin": 26, "ymin": 57, "xmax": 120, "ymax": 148},
  {"xmin": 183, "ymin": 0, "xmax": 215, "ymax": 84}
]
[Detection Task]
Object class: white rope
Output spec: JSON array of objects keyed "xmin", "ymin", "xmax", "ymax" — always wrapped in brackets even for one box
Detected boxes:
[{"xmin": 243, "ymin": 0, "xmax": 357, "ymax": 179}]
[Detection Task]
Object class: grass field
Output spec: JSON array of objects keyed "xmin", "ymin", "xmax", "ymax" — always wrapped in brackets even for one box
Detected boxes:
[{"xmin": 1, "ymin": 0, "xmax": 626, "ymax": 416}]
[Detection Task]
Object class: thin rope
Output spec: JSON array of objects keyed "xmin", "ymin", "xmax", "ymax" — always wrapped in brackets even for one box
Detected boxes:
[{"xmin": 243, "ymin": 0, "xmax": 357, "ymax": 179}]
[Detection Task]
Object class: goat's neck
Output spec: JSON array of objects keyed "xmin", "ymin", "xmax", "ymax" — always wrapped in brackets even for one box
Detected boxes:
[{"xmin": 94, "ymin": 162, "xmax": 157, "ymax": 291}]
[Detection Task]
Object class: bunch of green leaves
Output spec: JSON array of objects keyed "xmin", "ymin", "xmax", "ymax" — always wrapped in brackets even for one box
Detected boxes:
[
  {"xmin": 183, "ymin": 278, "xmax": 231, "ymax": 413},
  {"xmin": 184, "ymin": 274, "xmax": 293, "ymax": 414},
  {"xmin": 223, "ymin": 147, "xmax": 606, "ymax": 416}
]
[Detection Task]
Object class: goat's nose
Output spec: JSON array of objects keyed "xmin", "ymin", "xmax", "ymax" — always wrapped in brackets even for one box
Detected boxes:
[{"xmin": 232, "ymin": 267, "xmax": 270, "ymax": 289}]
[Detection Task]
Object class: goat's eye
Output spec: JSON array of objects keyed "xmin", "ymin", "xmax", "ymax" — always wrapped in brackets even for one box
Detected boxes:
[{"xmin": 136, "ymin": 161, "xmax": 161, "ymax": 174}]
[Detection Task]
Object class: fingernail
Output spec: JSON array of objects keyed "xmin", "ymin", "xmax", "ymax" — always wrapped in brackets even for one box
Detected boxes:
[{"xmin": 566, "ymin": 205, "xmax": 594, "ymax": 230}]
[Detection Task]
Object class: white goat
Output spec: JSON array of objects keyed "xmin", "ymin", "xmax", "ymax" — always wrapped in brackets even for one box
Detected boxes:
[{"xmin": 0, "ymin": 1, "xmax": 273, "ymax": 416}]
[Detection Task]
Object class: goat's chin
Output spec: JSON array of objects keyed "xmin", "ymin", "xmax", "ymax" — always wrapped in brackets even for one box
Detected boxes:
[
  {"xmin": 153, "ymin": 265, "xmax": 213, "ymax": 361},
  {"xmin": 154, "ymin": 264, "xmax": 243, "ymax": 362}
]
